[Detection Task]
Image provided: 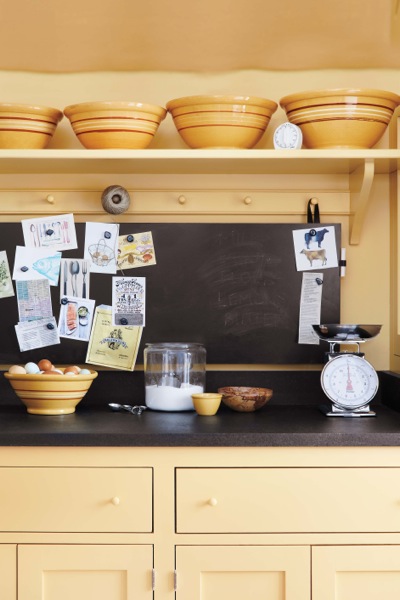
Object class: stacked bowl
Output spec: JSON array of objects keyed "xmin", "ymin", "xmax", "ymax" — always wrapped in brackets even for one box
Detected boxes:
[
  {"xmin": 64, "ymin": 101, "xmax": 167, "ymax": 149},
  {"xmin": 166, "ymin": 95, "xmax": 278, "ymax": 149},
  {"xmin": 0, "ymin": 103, "xmax": 63, "ymax": 149},
  {"xmin": 279, "ymin": 88, "xmax": 400, "ymax": 149}
]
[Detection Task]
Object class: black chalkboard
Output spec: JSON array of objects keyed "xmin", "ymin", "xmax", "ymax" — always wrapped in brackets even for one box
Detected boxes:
[{"xmin": 0, "ymin": 222, "xmax": 340, "ymax": 365}]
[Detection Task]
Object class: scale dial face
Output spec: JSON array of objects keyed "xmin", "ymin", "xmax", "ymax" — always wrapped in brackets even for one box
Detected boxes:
[
  {"xmin": 273, "ymin": 122, "xmax": 303, "ymax": 149},
  {"xmin": 321, "ymin": 353, "xmax": 379, "ymax": 410}
]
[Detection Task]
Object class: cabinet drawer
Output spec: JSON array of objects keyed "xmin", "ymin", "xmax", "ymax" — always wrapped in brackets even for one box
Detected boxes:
[
  {"xmin": 176, "ymin": 467, "xmax": 400, "ymax": 533},
  {"xmin": 0, "ymin": 467, "xmax": 152, "ymax": 532}
]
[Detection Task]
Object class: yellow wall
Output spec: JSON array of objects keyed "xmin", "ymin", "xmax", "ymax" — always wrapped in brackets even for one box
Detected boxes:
[{"xmin": 0, "ymin": 68, "xmax": 396, "ymax": 370}]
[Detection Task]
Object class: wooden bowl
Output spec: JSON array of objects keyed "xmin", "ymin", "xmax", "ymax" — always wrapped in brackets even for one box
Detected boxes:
[
  {"xmin": 166, "ymin": 94, "xmax": 278, "ymax": 148},
  {"xmin": 64, "ymin": 101, "xmax": 167, "ymax": 149},
  {"xmin": 279, "ymin": 88, "xmax": 400, "ymax": 149},
  {"xmin": 4, "ymin": 368, "xmax": 98, "ymax": 415},
  {"xmin": 0, "ymin": 103, "xmax": 63, "ymax": 149},
  {"xmin": 218, "ymin": 386, "xmax": 273, "ymax": 412}
]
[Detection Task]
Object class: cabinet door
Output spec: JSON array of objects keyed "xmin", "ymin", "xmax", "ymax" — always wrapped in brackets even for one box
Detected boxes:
[
  {"xmin": 0, "ymin": 545, "xmax": 16, "ymax": 600},
  {"xmin": 313, "ymin": 545, "xmax": 400, "ymax": 600},
  {"xmin": 176, "ymin": 545, "xmax": 310, "ymax": 600},
  {"xmin": 18, "ymin": 545, "xmax": 153, "ymax": 600}
]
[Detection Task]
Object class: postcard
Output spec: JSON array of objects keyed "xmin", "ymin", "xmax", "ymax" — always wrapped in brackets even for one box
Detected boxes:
[
  {"xmin": 16, "ymin": 279, "xmax": 53, "ymax": 322},
  {"xmin": 84, "ymin": 222, "xmax": 119, "ymax": 274},
  {"xmin": 292, "ymin": 226, "xmax": 338, "ymax": 271},
  {"xmin": 111, "ymin": 276, "xmax": 146, "ymax": 326},
  {"xmin": 13, "ymin": 246, "xmax": 61, "ymax": 286},
  {"xmin": 117, "ymin": 231, "xmax": 156, "ymax": 270},
  {"xmin": 86, "ymin": 305, "xmax": 142, "ymax": 371},
  {"xmin": 21, "ymin": 213, "xmax": 77, "ymax": 252},
  {"xmin": 15, "ymin": 317, "xmax": 60, "ymax": 352},
  {"xmin": 58, "ymin": 296, "xmax": 95, "ymax": 341},
  {"xmin": 0, "ymin": 251, "xmax": 14, "ymax": 298},
  {"xmin": 60, "ymin": 258, "xmax": 90, "ymax": 300}
]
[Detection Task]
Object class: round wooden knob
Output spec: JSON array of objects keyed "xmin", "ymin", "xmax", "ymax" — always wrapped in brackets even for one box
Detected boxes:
[
  {"xmin": 178, "ymin": 195, "xmax": 187, "ymax": 205},
  {"xmin": 46, "ymin": 195, "xmax": 55, "ymax": 204},
  {"xmin": 111, "ymin": 496, "xmax": 120, "ymax": 506},
  {"xmin": 208, "ymin": 497, "xmax": 218, "ymax": 506},
  {"xmin": 243, "ymin": 196, "xmax": 252, "ymax": 205}
]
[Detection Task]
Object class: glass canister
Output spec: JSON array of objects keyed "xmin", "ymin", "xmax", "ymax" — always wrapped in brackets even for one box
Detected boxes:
[{"xmin": 144, "ymin": 342, "xmax": 206, "ymax": 411}]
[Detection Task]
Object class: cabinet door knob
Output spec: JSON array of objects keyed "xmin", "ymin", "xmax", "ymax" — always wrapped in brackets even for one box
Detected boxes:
[
  {"xmin": 178, "ymin": 195, "xmax": 187, "ymax": 205},
  {"xmin": 208, "ymin": 497, "xmax": 218, "ymax": 506},
  {"xmin": 243, "ymin": 196, "xmax": 252, "ymax": 205},
  {"xmin": 111, "ymin": 496, "xmax": 120, "ymax": 506}
]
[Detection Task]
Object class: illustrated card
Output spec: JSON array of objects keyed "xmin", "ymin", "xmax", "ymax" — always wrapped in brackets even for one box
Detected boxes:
[
  {"xmin": 58, "ymin": 296, "xmax": 95, "ymax": 341},
  {"xmin": 60, "ymin": 258, "xmax": 90, "ymax": 300},
  {"xmin": 86, "ymin": 305, "xmax": 143, "ymax": 371},
  {"xmin": 111, "ymin": 276, "xmax": 146, "ymax": 326},
  {"xmin": 84, "ymin": 222, "xmax": 119, "ymax": 274},
  {"xmin": 22, "ymin": 213, "xmax": 77, "ymax": 251},
  {"xmin": 292, "ymin": 225, "xmax": 338, "ymax": 271},
  {"xmin": 13, "ymin": 246, "xmax": 62, "ymax": 286},
  {"xmin": 0, "ymin": 251, "xmax": 14, "ymax": 298},
  {"xmin": 117, "ymin": 231, "xmax": 156, "ymax": 270}
]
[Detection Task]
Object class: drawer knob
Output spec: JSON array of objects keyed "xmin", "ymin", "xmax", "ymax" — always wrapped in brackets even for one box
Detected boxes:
[
  {"xmin": 111, "ymin": 496, "xmax": 120, "ymax": 506},
  {"xmin": 208, "ymin": 497, "xmax": 218, "ymax": 506}
]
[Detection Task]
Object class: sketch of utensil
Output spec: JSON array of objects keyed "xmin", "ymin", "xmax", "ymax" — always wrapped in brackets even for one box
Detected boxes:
[
  {"xmin": 63, "ymin": 261, "xmax": 68, "ymax": 295},
  {"xmin": 70, "ymin": 260, "xmax": 79, "ymax": 296},
  {"xmin": 82, "ymin": 260, "xmax": 88, "ymax": 298},
  {"xmin": 64, "ymin": 221, "xmax": 70, "ymax": 244},
  {"xmin": 30, "ymin": 224, "xmax": 37, "ymax": 247}
]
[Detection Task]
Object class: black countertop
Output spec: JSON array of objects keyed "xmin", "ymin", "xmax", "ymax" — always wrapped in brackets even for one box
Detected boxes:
[
  {"xmin": 0, "ymin": 369, "xmax": 399, "ymax": 447},
  {"xmin": 2, "ymin": 402, "xmax": 400, "ymax": 447}
]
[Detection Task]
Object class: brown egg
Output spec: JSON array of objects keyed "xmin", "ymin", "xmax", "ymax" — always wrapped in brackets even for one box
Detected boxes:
[
  {"xmin": 8, "ymin": 365, "xmax": 27, "ymax": 374},
  {"xmin": 64, "ymin": 365, "xmax": 81, "ymax": 375},
  {"xmin": 42, "ymin": 370, "xmax": 62, "ymax": 375},
  {"xmin": 38, "ymin": 359, "xmax": 53, "ymax": 372}
]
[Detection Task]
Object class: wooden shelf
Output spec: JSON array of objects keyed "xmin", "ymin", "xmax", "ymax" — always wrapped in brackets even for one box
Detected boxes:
[{"xmin": 0, "ymin": 148, "xmax": 398, "ymax": 175}]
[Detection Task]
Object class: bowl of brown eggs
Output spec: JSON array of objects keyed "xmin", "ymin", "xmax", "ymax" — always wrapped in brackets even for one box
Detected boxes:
[{"xmin": 5, "ymin": 359, "xmax": 98, "ymax": 415}]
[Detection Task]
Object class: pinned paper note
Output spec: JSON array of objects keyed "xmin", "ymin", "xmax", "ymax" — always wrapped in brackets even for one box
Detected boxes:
[
  {"xmin": 58, "ymin": 296, "xmax": 95, "ymax": 341},
  {"xmin": 16, "ymin": 279, "xmax": 53, "ymax": 322},
  {"xmin": 293, "ymin": 226, "xmax": 338, "ymax": 271},
  {"xmin": 13, "ymin": 246, "xmax": 61, "ymax": 286},
  {"xmin": 117, "ymin": 231, "xmax": 156, "ymax": 270},
  {"xmin": 298, "ymin": 272, "xmax": 324, "ymax": 345},
  {"xmin": 0, "ymin": 251, "xmax": 14, "ymax": 298},
  {"xmin": 22, "ymin": 213, "xmax": 77, "ymax": 252},
  {"xmin": 84, "ymin": 222, "xmax": 119, "ymax": 274},
  {"xmin": 15, "ymin": 317, "xmax": 60, "ymax": 352},
  {"xmin": 112, "ymin": 276, "xmax": 146, "ymax": 326}
]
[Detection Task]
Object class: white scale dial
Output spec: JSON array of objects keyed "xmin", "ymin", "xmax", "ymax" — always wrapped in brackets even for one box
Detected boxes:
[{"xmin": 321, "ymin": 353, "xmax": 379, "ymax": 410}]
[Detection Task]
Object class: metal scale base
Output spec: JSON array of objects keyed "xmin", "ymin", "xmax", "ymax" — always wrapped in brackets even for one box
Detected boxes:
[{"xmin": 319, "ymin": 404, "xmax": 376, "ymax": 418}]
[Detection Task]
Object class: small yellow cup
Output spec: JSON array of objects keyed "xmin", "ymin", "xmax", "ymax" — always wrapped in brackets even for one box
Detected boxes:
[{"xmin": 191, "ymin": 393, "xmax": 222, "ymax": 416}]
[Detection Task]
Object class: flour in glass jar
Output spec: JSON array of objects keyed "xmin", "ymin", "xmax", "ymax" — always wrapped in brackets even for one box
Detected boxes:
[{"xmin": 145, "ymin": 383, "xmax": 204, "ymax": 411}]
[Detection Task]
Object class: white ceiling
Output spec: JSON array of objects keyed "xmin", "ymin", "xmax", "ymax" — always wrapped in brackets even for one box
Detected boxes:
[{"xmin": 1, "ymin": 0, "xmax": 400, "ymax": 72}]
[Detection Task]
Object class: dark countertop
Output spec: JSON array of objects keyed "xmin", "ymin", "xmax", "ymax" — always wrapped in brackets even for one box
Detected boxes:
[
  {"xmin": 2, "ymin": 402, "xmax": 400, "ymax": 447},
  {"xmin": 0, "ymin": 369, "xmax": 399, "ymax": 447}
]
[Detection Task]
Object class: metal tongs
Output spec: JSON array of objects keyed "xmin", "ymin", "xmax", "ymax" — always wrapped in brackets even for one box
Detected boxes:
[{"xmin": 108, "ymin": 403, "xmax": 147, "ymax": 415}]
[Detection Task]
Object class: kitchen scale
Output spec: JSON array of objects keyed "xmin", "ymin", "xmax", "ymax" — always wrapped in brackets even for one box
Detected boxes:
[{"xmin": 312, "ymin": 324, "xmax": 382, "ymax": 417}]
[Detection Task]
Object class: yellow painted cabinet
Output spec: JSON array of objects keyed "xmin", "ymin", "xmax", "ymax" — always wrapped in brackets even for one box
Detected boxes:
[
  {"xmin": 313, "ymin": 546, "xmax": 400, "ymax": 600},
  {"xmin": 176, "ymin": 545, "xmax": 310, "ymax": 600},
  {"xmin": 18, "ymin": 544, "xmax": 153, "ymax": 600},
  {"xmin": 0, "ymin": 545, "xmax": 16, "ymax": 600}
]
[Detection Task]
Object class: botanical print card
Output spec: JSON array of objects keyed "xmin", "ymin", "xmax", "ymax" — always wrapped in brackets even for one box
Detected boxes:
[
  {"xmin": 0, "ymin": 251, "xmax": 14, "ymax": 298},
  {"xmin": 117, "ymin": 231, "xmax": 156, "ymax": 270},
  {"xmin": 292, "ymin": 225, "xmax": 338, "ymax": 271},
  {"xmin": 16, "ymin": 279, "xmax": 53, "ymax": 322},
  {"xmin": 58, "ymin": 296, "xmax": 95, "ymax": 341},
  {"xmin": 13, "ymin": 246, "xmax": 62, "ymax": 286},
  {"xmin": 84, "ymin": 222, "xmax": 119, "ymax": 275},
  {"xmin": 21, "ymin": 213, "xmax": 77, "ymax": 251},
  {"xmin": 60, "ymin": 258, "xmax": 90, "ymax": 300},
  {"xmin": 85, "ymin": 305, "xmax": 143, "ymax": 371},
  {"xmin": 111, "ymin": 276, "xmax": 146, "ymax": 326}
]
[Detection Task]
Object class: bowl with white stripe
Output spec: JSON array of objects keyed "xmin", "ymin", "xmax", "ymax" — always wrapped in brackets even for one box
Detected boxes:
[
  {"xmin": 0, "ymin": 103, "xmax": 63, "ymax": 149},
  {"xmin": 4, "ymin": 368, "xmax": 98, "ymax": 415},
  {"xmin": 166, "ymin": 95, "xmax": 278, "ymax": 148},
  {"xmin": 279, "ymin": 88, "xmax": 400, "ymax": 149},
  {"xmin": 64, "ymin": 101, "xmax": 167, "ymax": 149}
]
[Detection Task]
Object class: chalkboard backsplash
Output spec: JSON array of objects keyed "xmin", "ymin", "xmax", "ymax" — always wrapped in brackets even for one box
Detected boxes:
[{"xmin": 0, "ymin": 223, "xmax": 340, "ymax": 365}]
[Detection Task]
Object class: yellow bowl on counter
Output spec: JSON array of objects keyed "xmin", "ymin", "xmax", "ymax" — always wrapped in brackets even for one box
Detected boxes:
[
  {"xmin": 191, "ymin": 393, "xmax": 222, "ymax": 416},
  {"xmin": 4, "ymin": 368, "xmax": 98, "ymax": 415}
]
